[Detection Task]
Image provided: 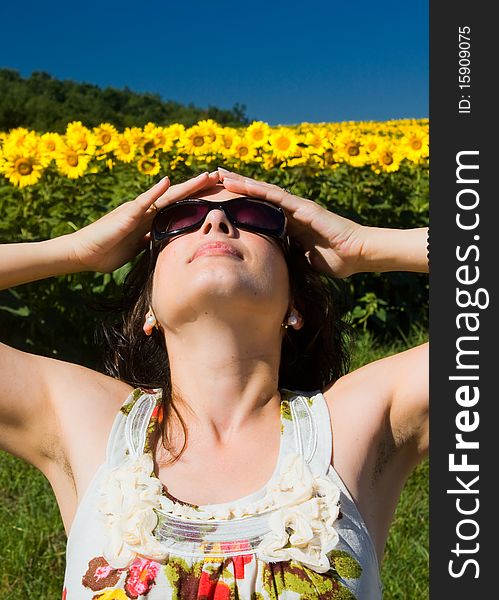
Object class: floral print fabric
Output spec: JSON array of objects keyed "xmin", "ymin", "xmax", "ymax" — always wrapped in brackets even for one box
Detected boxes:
[{"xmin": 76, "ymin": 549, "xmax": 362, "ymax": 599}]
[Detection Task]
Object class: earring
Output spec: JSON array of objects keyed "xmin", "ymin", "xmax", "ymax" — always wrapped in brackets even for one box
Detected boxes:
[
  {"xmin": 281, "ymin": 311, "xmax": 300, "ymax": 329},
  {"xmin": 144, "ymin": 312, "xmax": 157, "ymax": 336}
]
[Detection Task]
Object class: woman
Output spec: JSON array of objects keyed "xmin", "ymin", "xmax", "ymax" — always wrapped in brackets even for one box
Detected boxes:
[{"xmin": 0, "ymin": 169, "xmax": 428, "ymax": 599}]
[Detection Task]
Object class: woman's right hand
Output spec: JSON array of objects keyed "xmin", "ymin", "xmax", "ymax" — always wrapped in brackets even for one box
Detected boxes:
[{"xmin": 69, "ymin": 171, "xmax": 220, "ymax": 274}]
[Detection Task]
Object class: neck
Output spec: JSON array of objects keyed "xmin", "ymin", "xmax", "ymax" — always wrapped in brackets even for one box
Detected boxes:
[{"xmin": 162, "ymin": 317, "xmax": 285, "ymax": 446}]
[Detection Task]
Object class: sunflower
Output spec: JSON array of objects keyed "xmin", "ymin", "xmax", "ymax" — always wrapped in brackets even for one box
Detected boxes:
[
  {"xmin": 141, "ymin": 122, "xmax": 178, "ymax": 154},
  {"xmin": 229, "ymin": 136, "xmax": 258, "ymax": 163},
  {"xmin": 114, "ymin": 132, "xmax": 137, "ymax": 163},
  {"xmin": 39, "ymin": 132, "xmax": 62, "ymax": 154},
  {"xmin": 178, "ymin": 123, "xmax": 216, "ymax": 157},
  {"xmin": 268, "ymin": 128, "xmax": 299, "ymax": 160},
  {"xmin": 93, "ymin": 123, "xmax": 119, "ymax": 154},
  {"xmin": 333, "ymin": 130, "xmax": 369, "ymax": 167},
  {"xmin": 126, "ymin": 126, "xmax": 145, "ymax": 144},
  {"xmin": 38, "ymin": 132, "xmax": 63, "ymax": 166},
  {"xmin": 214, "ymin": 127, "xmax": 238, "ymax": 153},
  {"xmin": 66, "ymin": 122, "xmax": 96, "ymax": 155},
  {"xmin": 2, "ymin": 130, "xmax": 40, "ymax": 158},
  {"xmin": 55, "ymin": 144, "xmax": 91, "ymax": 178},
  {"xmin": 163, "ymin": 123, "xmax": 186, "ymax": 143},
  {"xmin": 196, "ymin": 119, "xmax": 221, "ymax": 143},
  {"xmin": 401, "ymin": 128, "xmax": 429, "ymax": 163},
  {"xmin": 303, "ymin": 127, "xmax": 329, "ymax": 152},
  {"xmin": 361, "ymin": 134, "xmax": 385, "ymax": 165},
  {"xmin": 1, "ymin": 149, "xmax": 44, "ymax": 187},
  {"xmin": 137, "ymin": 156, "xmax": 160, "ymax": 176},
  {"xmin": 3, "ymin": 127, "xmax": 31, "ymax": 150},
  {"xmin": 153, "ymin": 126, "xmax": 175, "ymax": 153},
  {"xmin": 246, "ymin": 121, "xmax": 270, "ymax": 147},
  {"xmin": 371, "ymin": 142, "xmax": 403, "ymax": 174},
  {"xmin": 286, "ymin": 148, "xmax": 310, "ymax": 168}
]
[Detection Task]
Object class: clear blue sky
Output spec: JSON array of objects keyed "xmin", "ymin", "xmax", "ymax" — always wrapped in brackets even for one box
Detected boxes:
[{"xmin": 1, "ymin": 0, "xmax": 428, "ymax": 126}]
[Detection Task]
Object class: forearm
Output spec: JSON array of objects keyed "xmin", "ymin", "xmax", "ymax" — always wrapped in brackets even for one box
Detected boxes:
[
  {"xmin": 359, "ymin": 226, "xmax": 429, "ymax": 273},
  {"xmin": 0, "ymin": 234, "xmax": 85, "ymax": 290}
]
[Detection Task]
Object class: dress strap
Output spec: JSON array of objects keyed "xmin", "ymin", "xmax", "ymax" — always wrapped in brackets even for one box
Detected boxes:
[
  {"xmin": 105, "ymin": 387, "xmax": 162, "ymax": 467},
  {"xmin": 124, "ymin": 388, "xmax": 162, "ymax": 458},
  {"xmin": 285, "ymin": 390, "xmax": 332, "ymax": 477}
]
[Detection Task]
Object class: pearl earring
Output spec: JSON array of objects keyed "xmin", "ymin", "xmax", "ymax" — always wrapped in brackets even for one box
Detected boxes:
[
  {"xmin": 146, "ymin": 314, "xmax": 156, "ymax": 327},
  {"xmin": 282, "ymin": 311, "xmax": 299, "ymax": 329}
]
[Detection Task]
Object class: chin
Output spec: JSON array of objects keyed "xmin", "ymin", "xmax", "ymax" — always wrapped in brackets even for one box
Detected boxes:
[{"xmin": 160, "ymin": 282, "xmax": 278, "ymax": 321}]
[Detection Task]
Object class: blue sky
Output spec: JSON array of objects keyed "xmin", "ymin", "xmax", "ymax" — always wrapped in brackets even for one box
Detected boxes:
[{"xmin": 1, "ymin": 1, "xmax": 428, "ymax": 125}]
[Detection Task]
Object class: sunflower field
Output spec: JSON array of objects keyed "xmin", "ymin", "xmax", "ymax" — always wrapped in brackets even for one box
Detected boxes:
[
  {"xmin": 0, "ymin": 118, "xmax": 428, "ymax": 366},
  {"xmin": 0, "ymin": 118, "xmax": 428, "ymax": 186}
]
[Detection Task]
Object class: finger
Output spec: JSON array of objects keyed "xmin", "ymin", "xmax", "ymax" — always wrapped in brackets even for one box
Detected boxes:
[
  {"xmin": 222, "ymin": 175, "xmax": 306, "ymax": 214},
  {"xmin": 135, "ymin": 176, "xmax": 171, "ymax": 211},
  {"xmin": 217, "ymin": 167, "xmax": 244, "ymax": 181},
  {"xmin": 154, "ymin": 171, "xmax": 220, "ymax": 209},
  {"xmin": 198, "ymin": 171, "xmax": 221, "ymax": 191}
]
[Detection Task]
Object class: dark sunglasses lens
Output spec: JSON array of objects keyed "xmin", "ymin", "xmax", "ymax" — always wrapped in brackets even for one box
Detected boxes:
[
  {"xmin": 230, "ymin": 200, "xmax": 284, "ymax": 232},
  {"xmin": 155, "ymin": 203, "xmax": 208, "ymax": 234}
]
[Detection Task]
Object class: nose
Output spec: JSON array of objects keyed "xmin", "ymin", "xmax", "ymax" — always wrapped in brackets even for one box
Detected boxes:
[{"xmin": 199, "ymin": 205, "xmax": 236, "ymax": 237}]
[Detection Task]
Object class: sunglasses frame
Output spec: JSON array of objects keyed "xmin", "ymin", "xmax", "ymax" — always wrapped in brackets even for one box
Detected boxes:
[{"xmin": 151, "ymin": 197, "xmax": 289, "ymax": 248}]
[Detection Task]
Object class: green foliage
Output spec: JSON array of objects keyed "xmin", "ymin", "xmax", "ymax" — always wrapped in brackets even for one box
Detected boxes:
[{"xmin": 0, "ymin": 69, "xmax": 248, "ymax": 132}]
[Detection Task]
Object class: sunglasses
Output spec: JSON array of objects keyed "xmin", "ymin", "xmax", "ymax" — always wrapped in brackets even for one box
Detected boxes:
[{"xmin": 151, "ymin": 197, "xmax": 288, "ymax": 248}]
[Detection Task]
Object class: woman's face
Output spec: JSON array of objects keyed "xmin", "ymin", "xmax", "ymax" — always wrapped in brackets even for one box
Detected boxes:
[{"xmin": 150, "ymin": 185, "xmax": 290, "ymax": 332}]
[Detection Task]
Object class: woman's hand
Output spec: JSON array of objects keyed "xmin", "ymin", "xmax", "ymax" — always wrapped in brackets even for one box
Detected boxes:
[
  {"xmin": 69, "ymin": 171, "xmax": 220, "ymax": 274},
  {"xmin": 218, "ymin": 169, "xmax": 366, "ymax": 278},
  {"xmin": 219, "ymin": 169, "xmax": 429, "ymax": 276}
]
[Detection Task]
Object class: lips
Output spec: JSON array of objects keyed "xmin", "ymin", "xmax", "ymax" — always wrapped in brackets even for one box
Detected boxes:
[{"xmin": 191, "ymin": 242, "xmax": 243, "ymax": 261}]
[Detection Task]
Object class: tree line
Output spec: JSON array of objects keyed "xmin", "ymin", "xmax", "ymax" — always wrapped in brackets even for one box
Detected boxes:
[{"xmin": 0, "ymin": 69, "xmax": 248, "ymax": 132}]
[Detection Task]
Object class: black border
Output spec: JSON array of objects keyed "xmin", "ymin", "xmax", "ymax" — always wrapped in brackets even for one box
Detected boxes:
[{"xmin": 430, "ymin": 1, "xmax": 494, "ymax": 595}]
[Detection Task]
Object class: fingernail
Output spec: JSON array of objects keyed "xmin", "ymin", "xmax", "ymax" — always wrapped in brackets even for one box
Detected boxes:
[
  {"xmin": 157, "ymin": 175, "xmax": 169, "ymax": 184},
  {"xmin": 217, "ymin": 167, "xmax": 231, "ymax": 174}
]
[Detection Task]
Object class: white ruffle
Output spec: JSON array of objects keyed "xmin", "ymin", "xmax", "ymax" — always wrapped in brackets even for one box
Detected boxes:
[
  {"xmin": 98, "ymin": 451, "xmax": 341, "ymax": 573},
  {"xmin": 255, "ymin": 453, "xmax": 341, "ymax": 573},
  {"xmin": 97, "ymin": 453, "xmax": 169, "ymax": 569}
]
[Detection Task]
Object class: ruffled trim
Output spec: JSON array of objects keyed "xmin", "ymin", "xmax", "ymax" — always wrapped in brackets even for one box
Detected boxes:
[
  {"xmin": 98, "ymin": 451, "xmax": 341, "ymax": 573},
  {"xmin": 97, "ymin": 453, "xmax": 168, "ymax": 568}
]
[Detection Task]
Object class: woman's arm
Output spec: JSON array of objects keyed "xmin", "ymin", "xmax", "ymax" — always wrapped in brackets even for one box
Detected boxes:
[
  {"xmin": 217, "ymin": 168, "xmax": 429, "ymax": 278},
  {"xmin": 357, "ymin": 226, "xmax": 428, "ymax": 274},
  {"xmin": 0, "ymin": 173, "xmax": 220, "ymax": 467},
  {"xmin": 0, "ymin": 235, "xmax": 83, "ymax": 290}
]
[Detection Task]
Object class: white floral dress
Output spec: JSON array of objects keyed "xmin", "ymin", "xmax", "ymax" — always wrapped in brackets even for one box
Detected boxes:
[{"xmin": 62, "ymin": 388, "xmax": 383, "ymax": 599}]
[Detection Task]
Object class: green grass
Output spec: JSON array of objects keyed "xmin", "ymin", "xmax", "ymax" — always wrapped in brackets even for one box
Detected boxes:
[
  {"xmin": 0, "ymin": 454, "xmax": 66, "ymax": 597},
  {"xmin": 0, "ymin": 325, "xmax": 428, "ymax": 598}
]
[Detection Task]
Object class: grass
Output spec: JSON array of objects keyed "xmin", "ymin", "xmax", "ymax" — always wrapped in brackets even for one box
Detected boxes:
[{"xmin": 0, "ymin": 325, "xmax": 428, "ymax": 598}]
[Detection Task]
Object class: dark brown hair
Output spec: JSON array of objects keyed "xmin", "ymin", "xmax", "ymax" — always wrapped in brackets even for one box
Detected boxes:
[{"xmin": 95, "ymin": 237, "xmax": 355, "ymax": 462}]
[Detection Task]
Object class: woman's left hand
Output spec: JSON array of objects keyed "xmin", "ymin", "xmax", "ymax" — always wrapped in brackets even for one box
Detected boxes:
[{"xmin": 218, "ymin": 169, "xmax": 366, "ymax": 278}]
